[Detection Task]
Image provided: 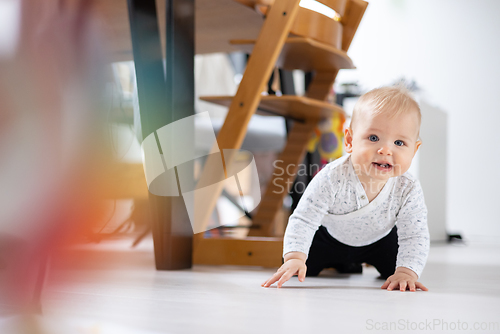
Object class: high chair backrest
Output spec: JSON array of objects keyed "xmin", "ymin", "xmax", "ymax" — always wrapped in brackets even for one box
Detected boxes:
[
  {"xmin": 236, "ymin": 0, "xmax": 366, "ymax": 51},
  {"xmin": 289, "ymin": 2, "xmax": 345, "ymax": 49}
]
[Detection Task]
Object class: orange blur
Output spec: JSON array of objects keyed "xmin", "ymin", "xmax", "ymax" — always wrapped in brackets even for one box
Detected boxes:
[{"xmin": 0, "ymin": 0, "xmax": 120, "ymax": 315}]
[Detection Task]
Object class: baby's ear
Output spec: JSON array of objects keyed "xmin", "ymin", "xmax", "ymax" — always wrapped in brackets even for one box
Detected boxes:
[
  {"xmin": 414, "ymin": 140, "xmax": 422, "ymax": 155},
  {"xmin": 344, "ymin": 127, "xmax": 353, "ymax": 153}
]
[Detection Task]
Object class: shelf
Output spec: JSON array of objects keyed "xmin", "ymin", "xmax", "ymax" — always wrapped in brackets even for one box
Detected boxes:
[
  {"xmin": 230, "ymin": 37, "xmax": 355, "ymax": 71},
  {"xmin": 199, "ymin": 94, "xmax": 345, "ymax": 120}
]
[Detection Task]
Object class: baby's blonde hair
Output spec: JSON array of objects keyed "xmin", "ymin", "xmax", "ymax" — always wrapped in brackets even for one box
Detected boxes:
[{"xmin": 350, "ymin": 85, "xmax": 421, "ymax": 132}]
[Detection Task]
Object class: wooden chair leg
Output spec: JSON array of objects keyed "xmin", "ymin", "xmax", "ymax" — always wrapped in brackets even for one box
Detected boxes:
[
  {"xmin": 192, "ymin": 0, "xmax": 302, "ymax": 234},
  {"xmin": 305, "ymin": 70, "xmax": 339, "ymax": 101},
  {"xmin": 248, "ymin": 120, "xmax": 317, "ymax": 237}
]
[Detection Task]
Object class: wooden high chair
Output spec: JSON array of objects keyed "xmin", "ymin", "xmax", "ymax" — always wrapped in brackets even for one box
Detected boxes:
[{"xmin": 193, "ymin": 0, "xmax": 368, "ymax": 267}]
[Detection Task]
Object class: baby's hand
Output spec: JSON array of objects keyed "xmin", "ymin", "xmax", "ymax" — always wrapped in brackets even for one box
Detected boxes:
[
  {"xmin": 381, "ymin": 267, "xmax": 428, "ymax": 292},
  {"xmin": 261, "ymin": 252, "xmax": 307, "ymax": 288}
]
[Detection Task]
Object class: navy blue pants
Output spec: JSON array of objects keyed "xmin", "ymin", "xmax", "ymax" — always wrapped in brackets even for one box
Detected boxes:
[{"xmin": 305, "ymin": 225, "xmax": 399, "ymax": 279}]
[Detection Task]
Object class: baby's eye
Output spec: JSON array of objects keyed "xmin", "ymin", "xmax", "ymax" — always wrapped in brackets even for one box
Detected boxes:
[
  {"xmin": 369, "ymin": 135, "xmax": 379, "ymax": 142},
  {"xmin": 394, "ymin": 140, "xmax": 405, "ymax": 146}
]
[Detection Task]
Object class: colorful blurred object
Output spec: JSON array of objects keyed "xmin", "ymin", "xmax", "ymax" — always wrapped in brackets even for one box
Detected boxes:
[
  {"xmin": 307, "ymin": 111, "xmax": 345, "ymax": 161},
  {"xmin": 0, "ymin": 0, "xmax": 111, "ymax": 324}
]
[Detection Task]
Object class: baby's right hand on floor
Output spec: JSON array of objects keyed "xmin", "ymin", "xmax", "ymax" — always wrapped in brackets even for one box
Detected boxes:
[{"xmin": 261, "ymin": 258, "xmax": 307, "ymax": 288}]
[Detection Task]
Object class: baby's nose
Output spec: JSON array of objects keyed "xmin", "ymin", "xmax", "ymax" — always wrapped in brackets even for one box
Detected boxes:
[{"xmin": 377, "ymin": 146, "xmax": 392, "ymax": 155}]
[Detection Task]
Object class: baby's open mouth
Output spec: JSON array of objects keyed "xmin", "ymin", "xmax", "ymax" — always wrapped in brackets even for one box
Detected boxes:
[{"xmin": 372, "ymin": 162, "xmax": 393, "ymax": 171}]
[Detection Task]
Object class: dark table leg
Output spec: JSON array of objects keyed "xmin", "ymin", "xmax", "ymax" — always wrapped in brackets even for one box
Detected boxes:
[{"xmin": 127, "ymin": 0, "xmax": 194, "ymax": 270}]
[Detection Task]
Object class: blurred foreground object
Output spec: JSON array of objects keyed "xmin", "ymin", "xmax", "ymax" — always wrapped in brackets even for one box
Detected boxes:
[{"xmin": 0, "ymin": 0, "xmax": 109, "ymax": 324}]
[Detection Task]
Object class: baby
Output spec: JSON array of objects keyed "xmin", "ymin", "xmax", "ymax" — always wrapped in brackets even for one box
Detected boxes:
[{"xmin": 262, "ymin": 86, "xmax": 430, "ymax": 292}]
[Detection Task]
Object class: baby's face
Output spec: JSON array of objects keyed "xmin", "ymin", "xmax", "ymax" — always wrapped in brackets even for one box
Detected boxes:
[{"xmin": 345, "ymin": 109, "xmax": 421, "ymax": 186}]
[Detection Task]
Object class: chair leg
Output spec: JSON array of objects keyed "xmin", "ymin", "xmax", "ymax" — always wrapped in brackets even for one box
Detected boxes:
[
  {"xmin": 192, "ymin": 0, "xmax": 302, "ymax": 235},
  {"xmin": 305, "ymin": 70, "xmax": 339, "ymax": 101},
  {"xmin": 248, "ymin": 120, "xmax": 317, "ymax": 236}
]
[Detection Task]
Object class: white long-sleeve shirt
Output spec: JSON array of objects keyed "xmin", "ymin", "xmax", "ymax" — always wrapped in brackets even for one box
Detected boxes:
[{"xmin": 283, "ymin": 154, "xmax": 430, "ymax": 277}]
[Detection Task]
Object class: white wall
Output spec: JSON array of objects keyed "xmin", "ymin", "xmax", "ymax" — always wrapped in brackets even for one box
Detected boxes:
[{"xmin": 335, "ymin": 0, "xmax": 500, "ymax": 239}]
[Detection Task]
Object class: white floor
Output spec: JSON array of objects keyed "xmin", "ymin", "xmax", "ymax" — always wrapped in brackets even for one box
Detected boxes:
[{"xmin": 2, "ymin": 237, "xmax": 500, "ymax": 334}]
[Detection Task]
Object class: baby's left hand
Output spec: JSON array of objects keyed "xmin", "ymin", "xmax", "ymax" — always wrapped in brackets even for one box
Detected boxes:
[{"xmin": 381, "ymin": 267, "xmax": 428, "ymax": 292}]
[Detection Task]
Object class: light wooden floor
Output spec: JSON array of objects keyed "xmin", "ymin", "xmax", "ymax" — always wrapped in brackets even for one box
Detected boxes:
[{"xmin": 2, "ymin": 236, "xmax": 500, "ymax": 333}]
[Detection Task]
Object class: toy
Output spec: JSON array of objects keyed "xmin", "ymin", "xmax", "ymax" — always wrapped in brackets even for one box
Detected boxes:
[{"xmin": 307, "ymin": 111, "xmax": 346, "ymax": 162}]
